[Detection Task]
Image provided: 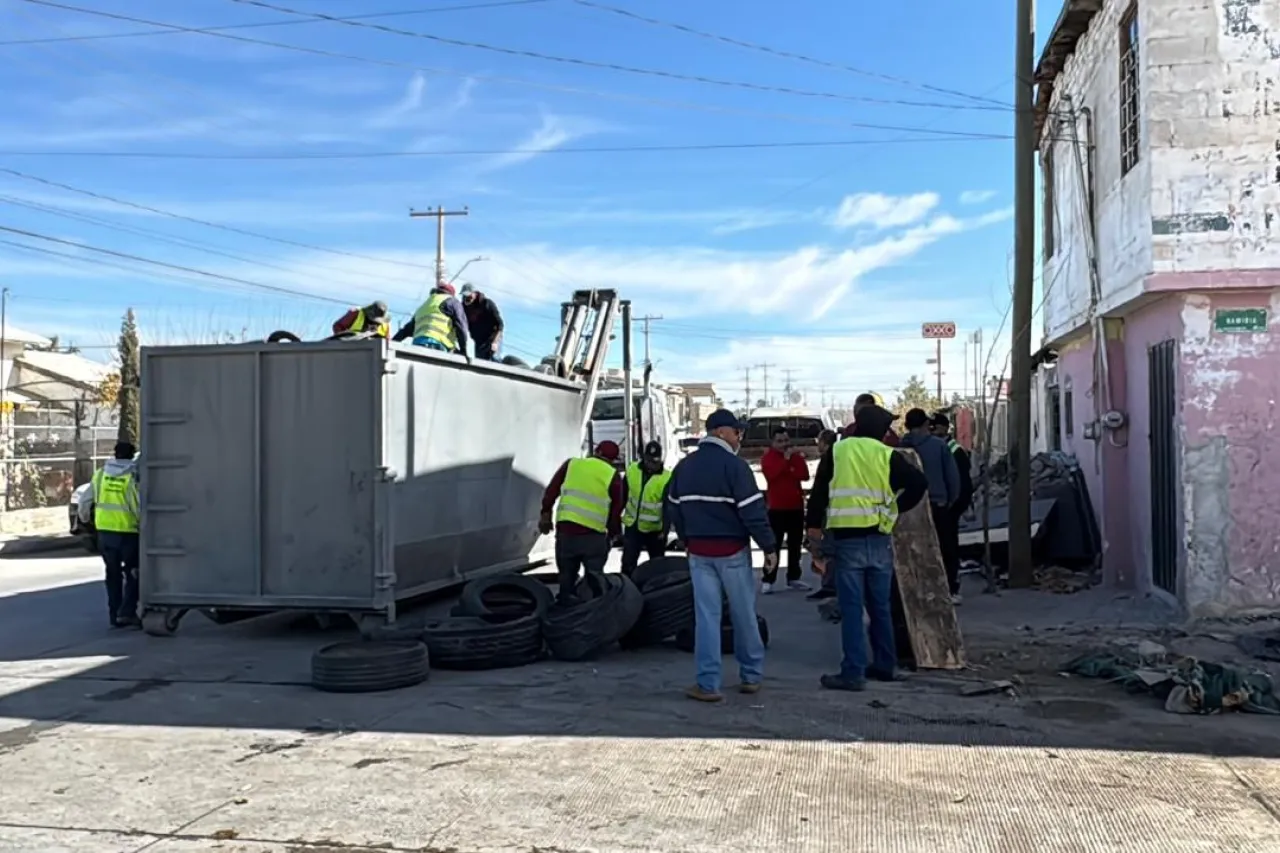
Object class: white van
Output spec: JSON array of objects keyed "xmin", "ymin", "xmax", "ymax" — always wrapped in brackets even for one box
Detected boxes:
[{"xmin": 587, "ymin": 387, "xmax": 681, "ymax": 468}]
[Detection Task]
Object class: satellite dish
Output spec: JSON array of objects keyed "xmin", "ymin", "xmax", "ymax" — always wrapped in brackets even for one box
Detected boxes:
[{"xmin": 788, "ymin": 391, "xmax": 802, "ymax": 404}]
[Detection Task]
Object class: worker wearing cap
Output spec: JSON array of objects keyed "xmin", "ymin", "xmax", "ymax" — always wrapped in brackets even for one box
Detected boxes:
[
  {"xmin": 332, "ymin": 301, "xmax": 391, "ymax": 339},
  {"xmin": 400, "ymin": 282, "xmax": 471, "ymax": 358},
  {"xmin": 666, "ymin": 409, "xmax": 778, "ymax": 702},
  {"xmin": 807, "ymin": 405, "xmax": 928, "ymax": 691},
  {"xmin": 539, "ymin": 441, "xmax": 625, "ymax": 604},
  {"xmin": 620, "ymin": 440, "xmax": 671, "ymax": 576},
  {"xmin": 930, "ymin": 412, "xmax": 974, "ymax": 602},
  {"xmin": 459, "ymin": 283, "xmax": 504, "ymax": 361},
  {"xmin": 77, "ymin": 441, "xmax": 142, "ymax": 628},
  {"xmin": 847, "ymin": 393, "xmax": 899, "ymax": 446}
]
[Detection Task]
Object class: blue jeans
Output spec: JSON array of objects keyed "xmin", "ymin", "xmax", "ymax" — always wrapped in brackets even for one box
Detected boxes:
[
  {"xmin": 99, "ymin": 530, "xmax": 140, "ymax": 622},
  {"xmin": 832, "ymin": 534, "xmax": 897, "ymax": 681},
  {"xmin": 412, "ymin": 336, "xmax": 448, "ymax": 351},
  {"xmin": 689, "ymin": 548, "xmax": 765, "ymax": 692}
]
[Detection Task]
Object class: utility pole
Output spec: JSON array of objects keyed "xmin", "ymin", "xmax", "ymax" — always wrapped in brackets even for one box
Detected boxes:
[
  {"xmin": 409, "ymin": 205, "xmax": 468, "ymax": 287},
  {"xmin": 637, "ymin": 314, "xmax": 663, "ymax": 366},
  {"xmin": 971, "ymin": 328, "xmax": 983, "ymax": 403},
  {"xmin": 754, "ymin": 362, "xmax": 776, "ymax": 407},
  {"xmin": 820, "ymin": 386, "xmax": 827, "ymax": 408},
  {"xmin": 1, "ymin": 287, "xmax": 9, "ymax": 512},
  {"xmin": 934, "ymin": 339, "xmax": 943, "ymax": 403},
  {"xmin": 1009, "ymin": 0, "xmax": 1036, "ymax": 588},
  {"xmin": 782, "ymin": 368, "xmax": 796, "ymax": 403},
  {"xmin": 741, "ymin": 366, "xmax": 753, "ymax": 412}
]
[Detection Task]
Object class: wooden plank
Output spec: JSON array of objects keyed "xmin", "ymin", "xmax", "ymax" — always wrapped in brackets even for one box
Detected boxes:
[{"xmin": 891, "ymin": 448, "xmax": 966, "ymax": 670}]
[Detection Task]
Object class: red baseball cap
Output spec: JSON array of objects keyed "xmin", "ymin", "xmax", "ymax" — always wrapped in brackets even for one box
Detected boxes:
[{"xmin": 594, "ymin": 440, "xmax": 620, "ymax": 461}]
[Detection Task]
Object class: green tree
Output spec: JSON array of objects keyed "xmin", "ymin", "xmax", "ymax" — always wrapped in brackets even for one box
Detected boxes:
[
  {"xmin": 891, "ymin": 375, "xmax": 942, "ymax": 429},
  {"xmin": 116, "ymin": 308, "xmax": 140, "ymax": 447}
]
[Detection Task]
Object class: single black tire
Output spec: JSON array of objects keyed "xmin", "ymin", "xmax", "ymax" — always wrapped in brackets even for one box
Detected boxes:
[
  {"xmin": 500, "ymin": 354, "xmax": 530, "ymax": 368},
  {"xmin": 631, "ymin": 556, "xmax": 690, "ymax": 591},
  {"xmin": 620, "ymin": 578, "xmax": 693, "ymax": 649},
  {"xmin": 457, "ymin": 575, "xmax": 554, "ymax": 620},
  {"xmin": 675, "ymin": 614, "xmax": 770, "ymax": 654},
  {"xmin": 311, "ymin": 640, "xmax": 429, "ymax": 693},
  {"xmin": 198, "ymin": 608, "xmax": 264, "ymax": 625},
  {"xmin": 543, "ymin": 574, "xmax": 641, "ymax": 661},
  {"xmin": 266, "ymin": 330, "xmax": 302, "ymax": 343},
  {"xmin": 420, "ymin": 614, "xmax": 543, "ymax": 670}
]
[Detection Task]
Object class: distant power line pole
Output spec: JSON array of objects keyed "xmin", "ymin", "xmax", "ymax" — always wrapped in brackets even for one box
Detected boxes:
[
  {"xmin": 409, "ymin": 205, "xmax": 468, "ymax": 287},
  {"xmin": 754, "ymin": 362, "xmax": 776, "ymax": 407},
  {"xmin": 637, "ymin": 314, "xmax": 663, "ymax": 366},
  {"xmin": 741, "ymin": 365, "xmax": 753, "ymax": 411},
  {"xmin": 782, "ymin": 368, "xmax": 796, "ymax": 403}
]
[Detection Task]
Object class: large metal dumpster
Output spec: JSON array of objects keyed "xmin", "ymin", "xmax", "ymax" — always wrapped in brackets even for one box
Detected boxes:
[{"xmin": 137, "ymin": 338, "xmax": 597, "ymax": 635}]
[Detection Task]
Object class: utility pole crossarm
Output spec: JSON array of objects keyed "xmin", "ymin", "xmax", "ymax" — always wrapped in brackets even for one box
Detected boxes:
[{"xmin": 409, "ymin": 205, "xmax": 469, "ymax": 287}]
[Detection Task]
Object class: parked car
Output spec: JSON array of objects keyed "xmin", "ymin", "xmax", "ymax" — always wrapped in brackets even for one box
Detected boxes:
[{"xmin": 68, "ymin": 482, "xmax": 98, "ymax": 553}]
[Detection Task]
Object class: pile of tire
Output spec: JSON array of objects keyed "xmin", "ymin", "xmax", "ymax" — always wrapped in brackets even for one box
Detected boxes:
[
  {"xmin": 675, "ymin": 612, "xmax": 771, "ymax": 655},
  {"xmin": 311, "ymin": 639, "xmax": 430, "ymax": 693},
  {"xmin": 542, "ymin": 572, "xmax": 643, "ymax": 661},
  {"xmin": 421, "ymin": 575, "xmax": 552, "ymax": 670},
  {"xmin": 620, "ymin": 556, "xmax": 694, "ymax": 649}
]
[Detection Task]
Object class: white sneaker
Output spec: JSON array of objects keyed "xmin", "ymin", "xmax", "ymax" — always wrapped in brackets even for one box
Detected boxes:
[
  {"xmin": 951, "ymin": 593, "xmax": 963, "ymax": 605},
  {"xmin": 787, "ymin": 580, "xmax": 812, "ymax": 592},
  {"xmin": 760, "ymin": 582, "xmax": 774, "ymax": 595}
]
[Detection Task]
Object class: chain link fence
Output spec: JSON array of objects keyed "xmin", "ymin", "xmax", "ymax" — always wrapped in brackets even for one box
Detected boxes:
[{"xmin": 0, "ymin": 399, "xmax": 118, "ymax": 511}]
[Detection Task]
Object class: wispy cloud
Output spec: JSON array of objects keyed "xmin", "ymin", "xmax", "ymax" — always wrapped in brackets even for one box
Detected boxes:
[
  {"xmin": 368, "ymin": 73, "xmax": 427, "ymax": 129},
  {"xmin": 960, "ymin": 190, "xmax": 998, "ymax": 204},
  {"xmin": 831, "ymin": 192, "xmax": 941, "ymax": 230},
  {"xmin": 475, "ymin": 114, "xmax": 609, "ymax": 173}
]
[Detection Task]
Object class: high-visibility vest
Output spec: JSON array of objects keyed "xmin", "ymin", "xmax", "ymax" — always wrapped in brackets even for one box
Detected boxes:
[
  {"xmin": 92, "ymin": 467, "xmax": 139, "ymax": 533},
  {"xmin": 412, "ymin": 293, "xmax": 457, "ymax": 350},
  {"xmin": 349, "ymin": 308, "xmax": 389, "ymax": 338},
  {"xmin": 947, "ymin": 438, "xmax": 960, "ymax": 454},
  {"xmin": 555, "ymin": 457, "xmax": 617, "ymax": 533},
  {"xmin": 623, "ymin": 463, "xmax": 671, "ymax": 533},
  {"xmin": 828, "ymin": 437, "xmax": 898, "ymax": 535}
]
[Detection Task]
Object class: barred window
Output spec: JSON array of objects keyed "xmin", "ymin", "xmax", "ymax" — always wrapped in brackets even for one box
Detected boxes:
[{"xmin": 1119, "ymin": 4, "xmax": 1140, "ymax": 175}]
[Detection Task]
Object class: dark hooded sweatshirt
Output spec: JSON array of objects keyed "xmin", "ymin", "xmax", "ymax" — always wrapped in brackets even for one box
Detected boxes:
[
  {"xmin": 464, "ymin": 292, "xmax": 504, "ymax": 345},
  {"xmin": 806, "ymin": 405, "xmax": 928, "ymax": 537}
]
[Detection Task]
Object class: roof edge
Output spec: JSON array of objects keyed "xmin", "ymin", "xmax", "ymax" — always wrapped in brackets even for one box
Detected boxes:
[{"xmin": 1034, "ymin": 0, "xmax": 1104, "ymax": 140}]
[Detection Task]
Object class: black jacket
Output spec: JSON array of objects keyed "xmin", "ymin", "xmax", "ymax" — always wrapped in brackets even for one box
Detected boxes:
[{"xmin": 464, "ymin": 293, "xmax": 503, "ymax": 342}]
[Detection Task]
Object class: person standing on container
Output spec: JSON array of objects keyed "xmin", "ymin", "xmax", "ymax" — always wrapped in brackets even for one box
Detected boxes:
[
  {"xmin": 459, "ymin": 283, "xmax": 504, "ymax": 361},
  {"xmin": 620, "ymin": 440, "xmax": 672, "ymax": 577},
  {"xmin": 666, "ymin": 409, "xmax": 777, "ymax": 702},
  {"xmin": 397, "ymin": 282, "xmax": 470, "ymax": 359},
  {"xmin": 539, "ymin": 440, "xmax": 625, "ymax": 605},
  {"xmin": 77, "ymin": 441, "xmax": 141, "ymax": 628}
]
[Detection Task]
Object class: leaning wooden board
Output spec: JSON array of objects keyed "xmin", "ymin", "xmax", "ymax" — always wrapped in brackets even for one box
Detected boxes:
[{"xmin": 891, "ymin": 448, "xmax": 965, "ymax": 670}]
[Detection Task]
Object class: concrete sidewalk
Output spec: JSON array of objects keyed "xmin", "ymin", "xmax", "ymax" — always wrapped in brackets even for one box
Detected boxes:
[{"xmin": 2, "ymin": 553, "xmax": 1279, "ymax": 851}]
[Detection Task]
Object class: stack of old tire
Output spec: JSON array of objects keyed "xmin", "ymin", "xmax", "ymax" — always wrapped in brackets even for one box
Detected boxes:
[
  {"xmin": 419, "ymin": 575, "xmax": 552, "ymax": 670},
  {"xmin": 619, "ymin": 556, "xmax": 695, "ymax": 650},
  {"xmin": 541, "ymin": 572, "xmax": 644, "ymax": 661}
]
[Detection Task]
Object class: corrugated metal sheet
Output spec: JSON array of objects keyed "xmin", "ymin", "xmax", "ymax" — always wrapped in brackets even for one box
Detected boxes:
[{"xmin": 1148, "ymin": 339, "xmax": 1179, "ymax": 596}]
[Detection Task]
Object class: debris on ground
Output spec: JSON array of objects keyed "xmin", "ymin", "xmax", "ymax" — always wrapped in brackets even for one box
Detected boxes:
[
  {"xmin": 818, "ymin": 599, "xmax": 841, "ymax": 623},
  {"xmin": 1064, "ymin": 651, "xmax": 1280, "ymax": 715},
  {"xmin": 1237, "ymin": 630, "xmax": 1280, "ymax": 663},
  {"xmin": 959, "ymin": 679, "xmax": 1017, "ymax": 697},
  {"xmin": 1033, "ymin": 564, "xmax": 1095, "ymax": 594}
]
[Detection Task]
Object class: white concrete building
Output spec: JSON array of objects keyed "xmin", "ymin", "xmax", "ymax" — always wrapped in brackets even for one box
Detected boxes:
[{"xmin": 1035, "ymin": 0, "xmax": 1280, "ymax": 616}]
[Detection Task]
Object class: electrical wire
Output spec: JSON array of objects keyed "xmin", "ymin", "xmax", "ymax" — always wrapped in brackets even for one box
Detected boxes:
[
  {"xmin": 571, "ymin": 0, "xmax": 1010, "ymax": 109},
  {"xmin": 226, "ymin": 0, "xmax": 1015, "ymax": 113},
  {"xmin": 16, "ymin": 0, "xmax": 1020, "ymax": 135},
  {"xmin": 0, "ymin": 0, "xmax": 556, "ymax": 45},
  {"xmin": 0, "ymin": 134, "xmax": 1013, "ymax": 160}
]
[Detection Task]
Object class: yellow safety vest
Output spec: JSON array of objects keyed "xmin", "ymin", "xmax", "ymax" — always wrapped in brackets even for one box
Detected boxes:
[
  {"xmin": 622, "ymin": 463, "xmax": 671, "ymax": 533},
  {"xmin": 828, "ymin": 437, "xmax": 898, "ymax": 535},
  {"xmin": 349, "ymin": 308, "xmax": 389, "ymax": 338},
  {"xmin": 92, "ymin": 467, "xmax": 139, "ymax": 534},
  {"xmin": 556, "ymin": 457, "xmax": 617, "ymax": 533},
  {"xmin": 412, "ymin": 292, "xmax": 457, "ymax": 350}
]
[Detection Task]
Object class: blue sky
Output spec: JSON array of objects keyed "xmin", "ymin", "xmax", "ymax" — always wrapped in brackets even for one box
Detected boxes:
[{"xmin": 0, "ymin": 0, "xmax": 1059, "ymax": 407}]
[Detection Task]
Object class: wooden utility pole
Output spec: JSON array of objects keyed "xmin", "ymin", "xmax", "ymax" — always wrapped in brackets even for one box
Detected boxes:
[
  {"xmin": 935, "ymin": 339, "xmax": 943, "ymax": 403},
  {"xmin": 637, "ymin": 314, "xmax": 663, "ymax": 366},
  {"xmin": 409, "ymin": 206, "xmax": 469, "ymax": 286},
  {"xmin": 1009, "ymin": 0, "xmax": 1036, "ymax": 588},
  {"xmin": 754, "ymin": 362, "xmax": 776, "ymax": 407},
  {"xmin": 741, "ymin": 366, "xmax": 752, "ymax": 412}
]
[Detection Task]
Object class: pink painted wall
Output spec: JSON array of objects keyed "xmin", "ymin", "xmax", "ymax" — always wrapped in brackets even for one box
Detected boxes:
[
  {"xmin": 1179, "ymin": 290, "xmax": 1280, "ymax": 617},
  {"xmin": 1120, "ymin": 296, "xmax": 1184, "ymax": 595}
]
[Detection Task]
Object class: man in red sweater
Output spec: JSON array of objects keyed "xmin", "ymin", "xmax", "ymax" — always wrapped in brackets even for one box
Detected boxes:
[{"xmin": 759, "ymin": 427, "xmax": 811, "ymax": 593}]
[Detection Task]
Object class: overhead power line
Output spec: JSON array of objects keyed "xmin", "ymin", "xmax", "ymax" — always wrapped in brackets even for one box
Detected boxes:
[
  {"xmin": 571, "ymin": 0, "xmax": 1010, "ymax": 109},
  {"xmin": 0, "ymin": 0, "xmax": 554, "ymax": 45},
  {"xmin": 0, "ymin": 224, "xmax": 352, "ymax": 305},
  {"xmin": 0, "ymin": 134, "xmax": 1014, "ymax": 160},
  {"xmin": 224, "ymin": 0, "xmax": 1013, "ymax": 112},
  {"xmin": 16, "ymin": 1, "xmax": 1011, "ymax": 134}
]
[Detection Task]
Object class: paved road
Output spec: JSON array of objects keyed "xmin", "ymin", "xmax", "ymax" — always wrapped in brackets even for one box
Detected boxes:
[{"xmin": 2, "ymin": 549, "xmax": 1280, "ymax": 851}]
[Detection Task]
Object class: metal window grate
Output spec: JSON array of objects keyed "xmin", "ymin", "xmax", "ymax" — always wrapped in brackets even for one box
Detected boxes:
[
  {"xmin": 1148, "ymin": 339, "xmax": 1178, "ymax": 595},
  {"xmin": 1119, "ymin": 4, "xmax": 1140, "ymax": 175}
]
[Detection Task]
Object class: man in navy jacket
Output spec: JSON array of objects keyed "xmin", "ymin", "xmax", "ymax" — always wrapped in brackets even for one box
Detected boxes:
[{"xmin": 667, "ymin": 409, "xmax": 777, "ymax": 702}]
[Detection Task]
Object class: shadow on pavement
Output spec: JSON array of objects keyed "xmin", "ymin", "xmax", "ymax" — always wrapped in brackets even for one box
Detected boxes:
[{"xmin": 2, "ymin": 566, "xmax": 1279, "ymax": 760}]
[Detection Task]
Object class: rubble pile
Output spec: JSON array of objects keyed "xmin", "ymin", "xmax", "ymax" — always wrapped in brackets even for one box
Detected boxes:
[{"xmin": 970, "ymin": 451, "xmax": 1079, "ymax": 509}]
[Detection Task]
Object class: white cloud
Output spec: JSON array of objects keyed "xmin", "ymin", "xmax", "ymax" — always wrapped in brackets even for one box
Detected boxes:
[
  {"xmin": 476, "ymin": 114, "xmax": 608, "ymax": 173},
  {"xmin": 831, "ymin": 192, "xmax": 940, "ymax": 230},
  {"xmin": 960, "ymin": 190, "xmax": 998, "ymax": 204},
  {"xmin": 368, "ymin": 73, "xmax": 427, "ymax": 129}
]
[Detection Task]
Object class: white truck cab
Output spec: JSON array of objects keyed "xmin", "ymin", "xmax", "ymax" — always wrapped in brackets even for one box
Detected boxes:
[{"xmin": 587, "ymin": 386, "xmax": 681, "ymax": 468}]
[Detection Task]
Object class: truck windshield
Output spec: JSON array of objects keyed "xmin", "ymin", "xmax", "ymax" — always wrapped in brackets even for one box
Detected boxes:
[{"xmin": 591, "ymin": 395, "xmax": 646, "ymax": 420}]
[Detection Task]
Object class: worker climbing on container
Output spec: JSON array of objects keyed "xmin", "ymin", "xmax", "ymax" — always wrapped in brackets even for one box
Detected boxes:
[
  {"xmin": 459, "ymin": 283, "xmax": 504, "ymax": 361},
  {"xmin": 395, "ymin": 282, "xmax": 471, "ymax": 359},
  {"xmin": 76, "ymin": 441, "xmax": 142, "ymax": 629},
  {"xmin": 331, "ymin": 300, "xmax": 391, "ymax": 339},
  {"xmin": 539, "ymin": 440, "xmax": 626, "ymax": 605},
  {"xmin": 620, "ymin": 440, "xmax": 671, "ymax": 577}
]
